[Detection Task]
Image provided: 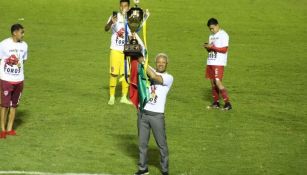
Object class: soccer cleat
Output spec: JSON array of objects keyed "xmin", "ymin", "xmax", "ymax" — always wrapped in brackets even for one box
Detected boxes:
[
  {"xmin": 206, "ymin": 102, "xmax": 220, "ymax": 109},
  {"xmin": 108, "ymin": 96, "xmax": 115, "ymax": 105},
  {"xmin": 134, "ymin": 168, "xmax": 149, "ymax": 175},
  {"xmin": 6, "ymin": 130, "xmax": 16, "ymax": 136},
  {"xmin": 0, "ymin": 131, "xmax": 6, "ymax": 139},
  {"xmin": 162, "ymin": 172, "xmax": 169, "ymax": 175},
  {"xmin": 222, "ymin": 102, "xmax": 232, "ymax": 111},
  {"xmin": 120, "ymin": 96, "xmax": 132, "ymax": 105}
]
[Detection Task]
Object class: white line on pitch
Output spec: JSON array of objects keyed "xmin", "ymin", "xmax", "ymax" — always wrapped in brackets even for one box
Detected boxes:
[{"xmin": 0, "ymin": 171, "xmax": 115, "ymax": 175}]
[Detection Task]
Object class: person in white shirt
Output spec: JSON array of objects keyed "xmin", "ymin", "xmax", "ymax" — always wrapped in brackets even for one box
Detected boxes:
[
  {"xmin": 203, "ymin": 18, "xmax": 232, "ymax": 110},
  {"xmin": 104, "ymin": 0, "xmax": 132, "ymax": 105},
  {"xmin": 134, "ymin": 53, "xmax": 173, "ymax": 175},
  {"xmin": 0, "ymin": 24, "xmax": 28, "ymax": 139}
]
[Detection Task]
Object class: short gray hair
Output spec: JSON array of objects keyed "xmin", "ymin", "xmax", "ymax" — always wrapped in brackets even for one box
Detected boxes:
[{"xmin": 155, "ymin": 53, "xmax": 169, "ymax": 63}]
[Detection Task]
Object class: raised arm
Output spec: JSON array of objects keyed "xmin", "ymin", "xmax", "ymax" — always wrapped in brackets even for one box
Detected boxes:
[
  {"xmin": 105, "ymin": 16, "xmax": 117, "ymax": 32},
  {"xmin": 138, "ymin": 57, "xmax": 163, "ymax": 85},
  {"xmin": 146, "ymin": 66, "xmax": 163, "ymax": 85}
]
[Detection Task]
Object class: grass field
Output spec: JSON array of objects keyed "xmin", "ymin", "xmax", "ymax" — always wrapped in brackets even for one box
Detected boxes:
[{"xmin": 0, "ymin": 0, "xmax": 306, "ymax": 174}]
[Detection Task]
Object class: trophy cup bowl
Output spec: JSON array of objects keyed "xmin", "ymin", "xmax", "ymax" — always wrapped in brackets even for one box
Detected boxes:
[{"xmin": 127, "ymin": 7, "xmax": 143, "ymax": 33}]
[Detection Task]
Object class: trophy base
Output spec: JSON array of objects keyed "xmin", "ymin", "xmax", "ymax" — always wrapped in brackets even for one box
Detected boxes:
[{"xmin": 124, "ymin": 44, "xmax": 143, "ymax": 57}]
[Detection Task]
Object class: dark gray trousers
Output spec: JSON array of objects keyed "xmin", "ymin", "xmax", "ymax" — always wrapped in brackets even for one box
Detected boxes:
[{"xmin": 137, "ymin": 110, "xmax": 169, "ymax": 172}]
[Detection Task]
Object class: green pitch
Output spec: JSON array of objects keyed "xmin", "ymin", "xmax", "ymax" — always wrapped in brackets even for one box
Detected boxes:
[{"xmin": 0, "ymin": 0, "xmax": 306, "ymax": 174}]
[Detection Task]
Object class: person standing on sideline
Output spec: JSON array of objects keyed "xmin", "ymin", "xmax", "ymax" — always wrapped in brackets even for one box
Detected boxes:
[
  {"xmin": 105, "ymin": 0, "xmax": 132, "ymax": 105},
  {"xmin": 134, "ymin": 53, "xmax": 173, "ymax": 175},
  {"xmin": 0, "ymin": 24, "xmax": 28, "ymax": 139},
  {"xmin": 204, "ymin": 18, "xmax": 232, "ymax": 110}
]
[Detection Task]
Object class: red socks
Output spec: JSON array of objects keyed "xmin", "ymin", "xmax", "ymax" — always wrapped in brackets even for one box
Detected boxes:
[
  {"xmin": 212, "ymin": 86, "xmax": 220, "ymax": 102},
  {"xmin": 220, "ymin": 88, "xmax": 230, "ymax": 103}
]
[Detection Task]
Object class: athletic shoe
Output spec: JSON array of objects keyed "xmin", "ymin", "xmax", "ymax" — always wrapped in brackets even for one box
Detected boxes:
[
  {"xmin": 0, "ymin": 131, "xmax": 6, "ymax": 139},
  {"xmin": 134, "ymin": 169, "xmax": 149, "ymax": 175},
  {"xmin": 222, "ymin": 102, "xmax": 232, "ymax": 111},
  {"xmin": 120, "ymin": 96, "xmax": 132, "ymax": 105},
  {"xmin": 162, "ymin": 172, "xmax": 168, "ymax": 175},
  {"xmin": 6, "ymin": 130, "xmax": 16, "ymax": 136},
  {"xmin": 206, "ymin": 102, "xmax": 220, "ymax": 109},
  {"xmin": 108, "ymin": 96, "xmax": 115, "ymax": 105}
]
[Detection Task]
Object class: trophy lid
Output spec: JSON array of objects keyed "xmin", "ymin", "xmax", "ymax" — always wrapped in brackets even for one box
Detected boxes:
[{"xmin": 134, "ymin": 0, "xmax": 140, "ymax": 6}]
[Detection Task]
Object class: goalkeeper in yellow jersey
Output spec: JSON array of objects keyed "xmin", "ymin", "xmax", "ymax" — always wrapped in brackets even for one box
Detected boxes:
[{"xmin": 104, "ymin": 0, "xmax": 132, "ymax": 105}]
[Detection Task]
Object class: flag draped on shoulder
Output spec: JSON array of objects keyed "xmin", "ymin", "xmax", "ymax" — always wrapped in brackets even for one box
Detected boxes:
[
  {"xmin": 125, "ymin": 15, "xmax": 150, "ymax": 111},
  {"xmin": 129, "ymin": 58, "xmax": 150, "ymax": 110}
]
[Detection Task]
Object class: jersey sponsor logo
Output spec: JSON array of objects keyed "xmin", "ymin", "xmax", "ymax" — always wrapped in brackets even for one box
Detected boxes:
[
  {"xmin": 9, "ymin": 49, "xmax": 24, "ymax": 53},
  {"xmin": 3, "ymin": 67, "xmax": 21, "ymax": 74},
  {"xmin": 115, "ymin": 38, "xmax": 125, "ymax": 46},
  {"xmin": 9, "ymin": 49, "xmax": 18, "ymax": 53}
]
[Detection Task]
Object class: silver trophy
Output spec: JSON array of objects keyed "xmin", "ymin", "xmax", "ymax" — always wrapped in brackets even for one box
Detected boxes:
[{"xmin": 124, "ymin": 0, "xmax": 144, "ymax": 57}]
